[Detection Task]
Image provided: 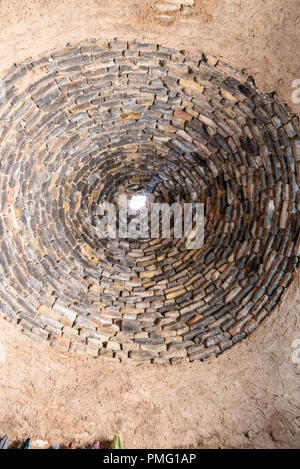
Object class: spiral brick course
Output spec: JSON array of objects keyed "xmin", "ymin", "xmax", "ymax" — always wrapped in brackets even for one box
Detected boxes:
[{"xmin": 0, "ymin": 39, "xmax": 299, "ymax": 364}]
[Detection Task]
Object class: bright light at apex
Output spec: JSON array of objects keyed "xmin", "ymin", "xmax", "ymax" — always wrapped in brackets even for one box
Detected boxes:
[{"xmin": 128, "ymin": 195, "xmax": 147, "ymax": 211}]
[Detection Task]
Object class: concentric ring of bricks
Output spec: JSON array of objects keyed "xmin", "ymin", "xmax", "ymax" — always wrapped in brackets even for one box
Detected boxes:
[{"xmin": 0, "ymin": 39, "xmax": 299, "ymax": 364}]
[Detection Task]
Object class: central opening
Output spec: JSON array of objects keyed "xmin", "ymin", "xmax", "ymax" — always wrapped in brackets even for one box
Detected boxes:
[{"xmin": 128, "ymin": 194, "xmax": 147, "ymax": 212}]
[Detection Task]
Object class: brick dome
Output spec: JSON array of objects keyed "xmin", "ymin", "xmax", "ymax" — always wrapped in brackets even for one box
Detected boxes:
[{"xmin": 0, "ymin": 39, "xmax": 299, "ymax": 364}]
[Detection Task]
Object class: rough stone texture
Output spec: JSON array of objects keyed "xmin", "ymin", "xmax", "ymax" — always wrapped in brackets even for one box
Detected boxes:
[
  {"xmin": 152, "ymin": 0, "xmax": 195, "ymax": 22},
  {"xmin": 0, "ymin": 39, "xmax": 299, "ymax": 364}
]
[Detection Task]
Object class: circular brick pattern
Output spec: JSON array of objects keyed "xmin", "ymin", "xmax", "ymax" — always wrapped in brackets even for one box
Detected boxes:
[{"xmin": 0, "ymin": 39, "xmax": 299, "ymax": 364}]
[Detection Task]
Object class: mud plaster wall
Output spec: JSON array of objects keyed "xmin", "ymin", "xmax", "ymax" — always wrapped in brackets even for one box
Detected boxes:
[{"xmin": 0, "ymin": 0, "xmax": 299, "ymax": 448}]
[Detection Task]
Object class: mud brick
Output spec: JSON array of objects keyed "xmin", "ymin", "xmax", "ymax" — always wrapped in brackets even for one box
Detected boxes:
[
  {"xmin": 0, "ymin": 302, "xmax": 18, "ymax": 323},
  {"xmin": 58, "ymin": 54, "xmax": 91, "ymax": 67},
  {"xmin": 129, "ymin": 350, "xmax": 156, "ymax": 361},
  {"xmin": 134, "ymin": 336, "xmax": 164, "ymax": 345},
  {"xmin": 31, "ymin": 327, "xmax": 49, "ymax": 340},
  {"xmin": 189, "ymin": 345, "xmax": 220, "ymax": 361},
  {"xmin": 219, "ymin": 339, "xmax": 233, "ymax": 352},
  {"xmin": 140, "ymin": 343, "xmax": 166, "ymax": 353},
  {"xmin": 23, "ymin": 328, "xmax": 49, "ymax": 345},
  {"xmin": 160, "ymin": 349, "xmax": 187, "ymax": 360},
  {"xmin": 106, "ymin": 340, "xmax": 121, "ymax": 351},
  {"xmin": 49, "ymin": 335, "xmax": 70, "ymax": 351},
  {"xmin": 62, "ymin": 326, "xmax": 79, "ymax": 339},
  {"xmin": 205, "ymin": 332, "xmax": 231, "ymax": 347},
  {"xmin": 242, "ymin": 319, "xmax": 257, "ymax": 335},
  {"xmin": 120, "ymin": 320, "xmax": 142, "ymax": 333},
  {"xmin": 114, "ymin": 350, "xmax": 129, "ymax": 361},
  {"xmin": 232, "ymin": 332, "xmax": 247, "ymax": 344},
  {"xmin": 153, "ymin": 3, "xmax": 180, "ymax": 12},
  {"xmin": 52, "ymin": 302, "xmax": 77, "ymax": 326},
  {"xmin": 167, "ymin": 340, "xmax": 193, "ymax": 350},
  {"xmin": 114, "ymin": 331, "xmax": 134, "ymax": 343},
  {"xmin": 70, "ymin": 342, "xmax": 88, "ymax": 354}
]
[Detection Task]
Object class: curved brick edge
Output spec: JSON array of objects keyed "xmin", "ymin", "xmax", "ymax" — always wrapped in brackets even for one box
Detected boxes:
[{"xmin": 0, "ymin": 38, "xmax": 299, "ymax": 364}]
